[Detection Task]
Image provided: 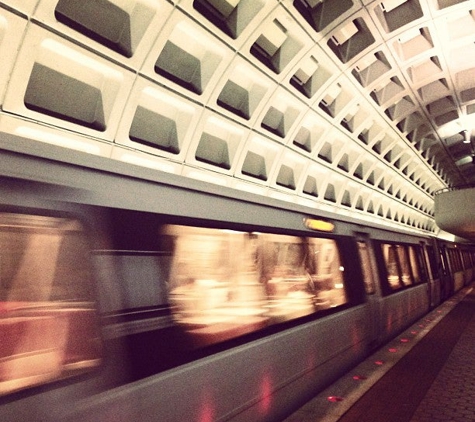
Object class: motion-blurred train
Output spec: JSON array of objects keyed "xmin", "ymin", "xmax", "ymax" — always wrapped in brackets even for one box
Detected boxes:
[{"xmin": 1, "ymin": 145, "xmax": 474, "ymax": 422}]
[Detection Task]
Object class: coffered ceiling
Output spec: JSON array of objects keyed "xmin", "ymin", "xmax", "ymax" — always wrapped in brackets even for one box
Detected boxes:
[{"xmin": 1, "ymin": 0, "xmax": 474, "ymax": 237}]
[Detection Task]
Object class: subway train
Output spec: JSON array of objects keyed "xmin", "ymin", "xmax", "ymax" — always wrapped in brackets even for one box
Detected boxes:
[{"xmin": 1, "ymin": 145, "xmax": 474, "ymax": 422}]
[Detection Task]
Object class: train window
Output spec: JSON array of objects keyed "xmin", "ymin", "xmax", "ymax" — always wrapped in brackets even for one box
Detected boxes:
[
  {"xmin": 438, "ymin": 246, "xmax": 450, "ymax": 275},
  {"xmin": 396, "ymin": 246, "xmax": 413, "ymax": 286},
  {"xmin": 165, "ymin": 225, "xmax": 348, "ymax": 347},
  {"xmin": 0, "ymin": 213, "xmax": 101, "ymax": 396},
  {"xmin": 356, "ymin": 241, "xmax": 375, "ymax": 294},
  {"xmin": 447, "ymin": 249, "xmax": 454, "ymax": 271},
  {"xmin": 381, "ymin": 243, "xmax": 430, "ymax": 292},
  {"xmin": 456, "ymin": 249, "xmax": 462, "ymax": 271},
  {"xmin": 299, "ymin": 236, "xmax": 347, "ymax": 308},
  {"xmin": 382, "ymin": 244, "xmax": 401, "ymax": 290},
  {"xmin": 456, "ymin": 249, "xmax": 463, "ymax": 272},
  {"xmin": 408, "ymin": 245, "xmax": 423, "ymax": 284},
  {"xmin": 463, "ymin": 250, "xmax": 474, "ymax": 269},
  {"xmin": 446, "ymin": 248, "xmax": 462, "ymax": 273},
  {"xmin": 452, "ymin": 250, "xmax": 457, "ymax": 271},
  {"xmin": 381, "ymin": 243, "xmax": 413, "ymax": 290},
  {"xmin": 425, "ymin": 245, "xmax": 438, "ymax": 280},
  {"xmin": 447, "ymin": 249, "xmax": 455, "ymax": 272},
  {"xmin": 418, "ymin": 245, "xmax": 430, "ymax": 282},
  {"xmin": 461, "ymin": 251, "xmax": 468, "ymax": 269}
]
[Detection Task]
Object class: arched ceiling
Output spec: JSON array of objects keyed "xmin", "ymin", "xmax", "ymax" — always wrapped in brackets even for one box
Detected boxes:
[{"xmin": 0, "ymin": 0, "xmax": 474, "ymax": 236}]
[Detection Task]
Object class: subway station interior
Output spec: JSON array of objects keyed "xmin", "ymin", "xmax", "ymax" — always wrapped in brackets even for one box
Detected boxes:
[{"xmin": 1, "ymin": 1, "xmax": 475, "ymax": 421}]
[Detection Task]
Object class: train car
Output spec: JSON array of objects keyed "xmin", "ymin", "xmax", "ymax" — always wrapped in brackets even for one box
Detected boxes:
[
  {"xmin": 423, "ymin": 240, "xmax": 444, "ymax": 308},
  {"xmin": 0, "ymin": 142, "xmax": 473, "ymax": 422},
  {"xmin": 461, "ymin": 247, "xmax": 475, "ymax": 287},
  {"xmin": 362, "ymin": 232, "xmax": 432, "ymax": 347},
  {"xmin": 435, "ymin": 240, "xmax": 475, "ymax": 299}
]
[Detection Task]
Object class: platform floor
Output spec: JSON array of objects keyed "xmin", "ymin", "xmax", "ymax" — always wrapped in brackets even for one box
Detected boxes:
[{"xmin": 283, "ymin": 284, "xmax": 475, "ymax": 422}]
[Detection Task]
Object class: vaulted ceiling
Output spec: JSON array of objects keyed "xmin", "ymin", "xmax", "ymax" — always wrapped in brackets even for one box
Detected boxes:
[{"xmin": 1, "ymin": 0, "xmax": 475, "ymax": 238}]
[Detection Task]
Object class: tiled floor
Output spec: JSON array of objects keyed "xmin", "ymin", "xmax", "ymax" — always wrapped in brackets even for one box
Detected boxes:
[
  {"xmin": 283, "ymin": 285, "xmax": 475, "ymax": 422},
  {"xmin": 410, "ymin": 294, "xmax": 475, "ymax": 422}
]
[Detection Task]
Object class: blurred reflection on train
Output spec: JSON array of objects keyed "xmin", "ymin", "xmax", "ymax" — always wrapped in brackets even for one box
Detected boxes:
[
  {"xmin": 0, "ymin": 213, "xmax": 101, "ymax": 396},
  {"xmin": 167, "ymin": 226, "xmax": 346, "ymax": 346},
  {"xmin": 1, "ymin": 173, "xmax": 474, "ymax": 422}
]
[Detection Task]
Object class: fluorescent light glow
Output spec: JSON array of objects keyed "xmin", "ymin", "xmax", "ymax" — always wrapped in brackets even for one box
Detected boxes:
[{"xmin": 455, "ymin": 156, "xmax": 471, "ymax": 166}]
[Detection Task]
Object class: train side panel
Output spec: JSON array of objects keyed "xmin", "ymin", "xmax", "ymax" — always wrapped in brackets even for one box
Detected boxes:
[
  {"xmin": 1, "ymin": 154, "xmax": 474, "ymax": 422},
  {"xmin": 376, "ymin": 285, "xmax": 429, "ymax": 344},
  {"xmin": 62, "ymin": 305, "xmax": 371, "ymax": 422}
]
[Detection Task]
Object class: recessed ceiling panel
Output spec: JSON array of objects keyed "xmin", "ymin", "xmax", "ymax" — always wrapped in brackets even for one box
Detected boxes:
[{"xmin": 3, "ymin": 0, "xmax": 475, "ymax": 236}]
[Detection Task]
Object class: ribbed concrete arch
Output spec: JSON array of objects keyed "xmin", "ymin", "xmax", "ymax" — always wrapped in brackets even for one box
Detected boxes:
[{"xmin": 2, "ymin": 0, "xmax": 475, "ymax": 237}]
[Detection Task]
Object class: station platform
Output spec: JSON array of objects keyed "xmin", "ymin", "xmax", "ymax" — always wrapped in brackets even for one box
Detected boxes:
[{"xmin": 283, "ymin": 284, "xmax": 475, "ymax": 422}]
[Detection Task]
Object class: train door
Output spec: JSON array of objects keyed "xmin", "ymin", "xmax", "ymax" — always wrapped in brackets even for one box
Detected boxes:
[
  {"xmin": 423, "ymin": 242, "xmax": 440, "ymax": 308},
  {"xmin": 411, "ymin": 242, "xmax": 432, "ymax": 308},
  {"xmin": 460, "ymin": 250, "xmax": 472, "ymax": 286},
  {"xmin": 355, "ymin": 233, "xmax": 381, "ymax": 349},
  {"xmin": 438, "ymin": 244, "xmax": 453, "ymax": 299},
  {"xmin": 463, "ymin": 249, "xmax": 475, "ymax": 285}
]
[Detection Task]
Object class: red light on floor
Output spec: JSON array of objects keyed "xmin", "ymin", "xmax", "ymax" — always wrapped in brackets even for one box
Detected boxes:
[
  {"xmin": 327, "ymin": 396, "xmax": 344, "ymax": 402},
  {"xmin": 388, "ymin": 348, "xmax": 397, "ymax": 353},
  {"xmin": 259, "ymin": 374, "xmax": 273, "ymax": 414},
  {"xmin": 375, "ymin": 360, "xmax": 384, "ymax": 365},
  {"xmin": 411, "ymin": 330, "xmax": 418, "ymax": 335},
  {"xmin": 198, "ymin": 396, "xmax": 215, "ymax": 422},
  {"xmin": 352, "ymin": 375, "xmax": 367, "ymax": 380},
  {"xmin": 400, "ymin": 338, "xmax": 409, "ymax": 343}
]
